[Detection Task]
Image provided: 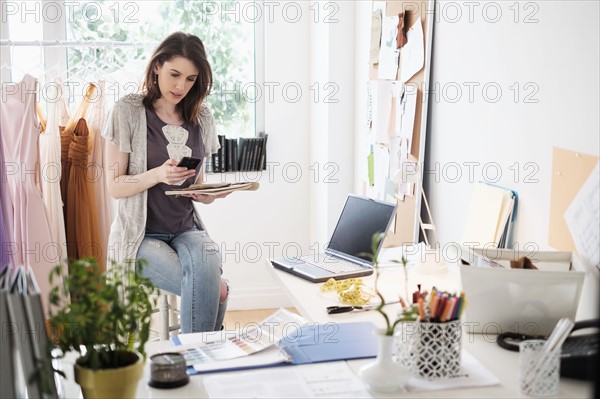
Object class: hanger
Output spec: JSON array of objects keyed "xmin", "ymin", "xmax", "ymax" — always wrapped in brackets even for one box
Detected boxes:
[
  {"xmin": 22, "ymin": 41, "xmax": 46, "ymax": 79},
  {"xmin": 0, "ymin": 41, "xmax": 13, "ymax": 81}
]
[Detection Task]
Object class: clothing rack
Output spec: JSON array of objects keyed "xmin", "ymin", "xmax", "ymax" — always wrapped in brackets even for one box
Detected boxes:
[{"xmin": 0, "ymin": 40, "xmax": 158, "ymax": 47}]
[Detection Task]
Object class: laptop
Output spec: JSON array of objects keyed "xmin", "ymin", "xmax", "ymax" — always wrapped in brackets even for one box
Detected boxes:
[{"xmin": 271, "ymin": 195, "xmax": 397, "ymax": 283}]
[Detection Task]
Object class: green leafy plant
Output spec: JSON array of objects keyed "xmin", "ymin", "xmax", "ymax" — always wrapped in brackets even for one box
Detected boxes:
[
  {"xmin": 48, "ymin": 258, "xmax": 158, "ymax": 370},
  {"xmin": 360, "ymin": 232, "xmax": 418, "ymax": 336}
]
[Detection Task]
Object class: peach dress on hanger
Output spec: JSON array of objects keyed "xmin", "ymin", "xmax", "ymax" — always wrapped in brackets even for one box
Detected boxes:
[
  {"xmin": 0, "ymin": 74, "xmax": 57, "ymax": 312},
  {"xmin": 64, "ymin": 84, "xmax": 104, "ymax": 268},
  {"xmin": 86, "ymin": 80, "xmax": 113, "ymax": 271}
]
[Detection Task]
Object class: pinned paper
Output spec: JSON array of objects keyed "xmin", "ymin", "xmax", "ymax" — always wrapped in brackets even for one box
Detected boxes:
[
  {"xmin": 385, "ymin": 178, "xmax": 397, "ymax": 203},
  {"xmin": 378, "ymin": 16, "xmax": 400, "ymax": 80},
  {"xmin": 370, "ymin": 10, "xmax": 383, "ymax": 64},
  {"xmin": 399, "ymin": 83, "xmax": 418, "ymax": 149},
  {"xmin": 374, "ymin": 144, "xmax": 390, "ymax": 199},
  {"xmin": 396, "ymin": 11, "xmax": 408, "ymax": 48},
  {"xmin": 564, "ymin": 163, "xmax": 600, "ymax": 272},
  {"xmin": 398, "ymin": 182, "xmax": 415, "ymax": 197},
  {"xmin": 399, "ymin": 18, "xmax": 424, "ymax": 83},
  {"xmin": 367, "ymin": 80, "xmax": 402, "ymax": 144}
]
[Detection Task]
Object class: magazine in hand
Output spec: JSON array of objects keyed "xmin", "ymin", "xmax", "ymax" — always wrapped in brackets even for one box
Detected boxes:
[{"xmin": 165, "ymin": 181, "xmax": 260, "ymax": 196}]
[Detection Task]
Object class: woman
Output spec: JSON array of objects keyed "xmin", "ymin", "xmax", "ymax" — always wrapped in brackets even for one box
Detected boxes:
[{"xmin": 102, "ymin": 32, "xmax": 229, "ymax": 333}]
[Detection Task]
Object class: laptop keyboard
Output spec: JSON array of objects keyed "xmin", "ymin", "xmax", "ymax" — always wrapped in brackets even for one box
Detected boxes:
[{"xmin": 297, "ymin": 254, "xmax": 366, "ymax": 273}]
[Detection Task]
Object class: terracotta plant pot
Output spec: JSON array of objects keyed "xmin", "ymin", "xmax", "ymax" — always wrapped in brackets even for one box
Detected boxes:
[{"xmin": 74, "ymin": 351, "xmax": 144, "ymax": 399}]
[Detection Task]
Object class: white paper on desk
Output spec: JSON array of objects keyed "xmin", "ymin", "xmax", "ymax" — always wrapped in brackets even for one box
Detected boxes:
[
  {"xmin": 406, "ymin": 351, "xmax": 500, "ymax": 392},
  {"xmin": 378, "ymin": 16, "xmax": 399, "ymax": 80},
  {"xmin": 564, "ymin": 162, "xmax": 600, "ymax": 272},
  {"xmin": 399, "ymin": 19, "xmax": 424, "ymax": 83},
  {"xmin": 203, "ymin": 362, "xmax": 371, "ymax": 398}
]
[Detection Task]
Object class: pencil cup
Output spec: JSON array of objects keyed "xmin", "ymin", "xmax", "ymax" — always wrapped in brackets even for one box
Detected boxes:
[
  {"xmin": 393, "ymin": 322, "xmax": 419, "ymax": 372},
  {"xmin": 414, "ymin": 320, "xmax": 462, "ymax": 378},
  {"xmin": 519, "ymin": 340, "xmax": 560, "ymax": 397}
]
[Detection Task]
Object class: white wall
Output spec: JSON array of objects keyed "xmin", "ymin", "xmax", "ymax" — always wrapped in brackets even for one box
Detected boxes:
[
  {"xmin": 202, "ymin": 1, "xmax": 357, "ymax": 310},
  {"xmin": 424, "ymin": 1, "xmax": 599, "ymax": 319},
  {"xmin": 210, "ymin": 0, "xmax": 599, "ymax": 315}
]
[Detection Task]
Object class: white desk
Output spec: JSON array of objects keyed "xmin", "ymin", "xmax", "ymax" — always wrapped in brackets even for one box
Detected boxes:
[
  {"xmin": 59, "ymin": 249, "xmax": 594, "ymax": 398},
  {"xmin": 265, "ymin": 250, "xmax": 594, "ymax": 398}
]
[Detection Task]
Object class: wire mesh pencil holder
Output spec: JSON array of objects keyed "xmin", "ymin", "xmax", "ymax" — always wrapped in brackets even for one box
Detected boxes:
[
  {"xmin": 414, "ymin": 320, "xmax": 462, "ymax": 379},
  {"xmin": 518, "ymin": 339, "xmax": 560, "ymax": 397},
  {"xmin": 393, "ymin": 322, "xmax": 419, "ymax": 371}
]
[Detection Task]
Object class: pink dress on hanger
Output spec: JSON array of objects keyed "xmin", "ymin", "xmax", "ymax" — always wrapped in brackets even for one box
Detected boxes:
[
  {"xmin": 0, "ymin": 74, "xmax": 58, "ymax": 313},
  {"xmin": 0, "ymin": 123, "xmax": 14, "ymax": 270},
  {"xmin": 39, "ymin": 79, "xmax": 69, "ymax": 264}
]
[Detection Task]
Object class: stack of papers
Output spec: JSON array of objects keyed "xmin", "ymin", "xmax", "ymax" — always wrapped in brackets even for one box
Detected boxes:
[
  {"xmin": 165, "ymin": 181, "xmax": 259, "ymax": 196},
  {"xmin": 462, "ymin": 182, "xmax": 518, "ymax": 248}
]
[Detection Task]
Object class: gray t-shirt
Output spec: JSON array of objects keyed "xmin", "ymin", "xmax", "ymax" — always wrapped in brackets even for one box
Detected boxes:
[{"xmin": 145, "ymin": 105, "xmax": 204, "ymax": 234}]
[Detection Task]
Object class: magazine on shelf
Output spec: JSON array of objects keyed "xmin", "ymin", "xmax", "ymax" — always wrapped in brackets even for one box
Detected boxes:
[{"xmin": 165, "ymin": 181, "xmax": 260, "ymax": 196}]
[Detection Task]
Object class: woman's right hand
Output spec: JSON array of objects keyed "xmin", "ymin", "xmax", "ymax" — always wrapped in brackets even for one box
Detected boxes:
[{"xmin": 155, "ymin": 159, "xmax": 197, "ymax": 185}]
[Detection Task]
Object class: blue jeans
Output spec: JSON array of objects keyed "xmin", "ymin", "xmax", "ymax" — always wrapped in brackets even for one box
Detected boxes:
[{"xmin": 136, "ymin": 227, "xmax": 227, "ymax": 333}]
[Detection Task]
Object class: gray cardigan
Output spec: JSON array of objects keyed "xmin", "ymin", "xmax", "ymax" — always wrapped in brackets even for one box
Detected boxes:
[{"xmin": 101, "ymin": 93, "xmax": 220, "ymax": 268}]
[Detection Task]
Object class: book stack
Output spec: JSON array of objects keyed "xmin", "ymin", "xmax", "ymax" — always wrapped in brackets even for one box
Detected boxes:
[{"xmin": 211, "ymin": 132, "xmax": 268, "ymax": 173}]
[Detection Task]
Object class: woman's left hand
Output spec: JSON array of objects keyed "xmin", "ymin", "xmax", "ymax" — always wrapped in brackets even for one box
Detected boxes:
[{"xmin": 181, "ymin": 192, "xmax": 230, "ymax": 204}]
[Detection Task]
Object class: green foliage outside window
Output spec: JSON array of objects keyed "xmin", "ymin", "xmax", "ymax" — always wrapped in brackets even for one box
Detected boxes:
[{"xmin": 66, "ymin": 0, "xmax": 255, "ymax": 137}]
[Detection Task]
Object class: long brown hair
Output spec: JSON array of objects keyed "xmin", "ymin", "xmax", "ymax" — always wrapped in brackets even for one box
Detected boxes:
[{"xmin": 142, "ymin": 32, "xmax": 212, "ymax": 125}]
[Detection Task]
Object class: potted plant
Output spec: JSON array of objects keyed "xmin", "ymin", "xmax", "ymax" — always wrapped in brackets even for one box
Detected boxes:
[
  {"xmin": 48, "ymin": 258, "xmax": 158, "ymax": 399},
  {"xmin": 357, "ymin": 232, "xmax": 418, "ymax": 392}
]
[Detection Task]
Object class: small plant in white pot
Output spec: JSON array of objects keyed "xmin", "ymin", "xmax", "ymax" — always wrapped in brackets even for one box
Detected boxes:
[
  {"xmin": 48, "ymin": 258, "xmax": 158, "ymax": 399},
  {"xmin": 358, "ymin": 232, "xmax": 418, "ymax": 392}
]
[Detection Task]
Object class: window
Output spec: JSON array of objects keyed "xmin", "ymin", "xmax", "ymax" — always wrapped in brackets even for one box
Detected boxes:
[{"xmin": 1, "ymin": 0, "xmax": 258, "ymax": 137}]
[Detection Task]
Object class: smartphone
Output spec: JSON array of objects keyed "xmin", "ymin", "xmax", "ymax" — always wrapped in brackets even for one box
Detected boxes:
[{"xmin": 177, "ymin": 156, "xmax": 202, "ymax": 170}]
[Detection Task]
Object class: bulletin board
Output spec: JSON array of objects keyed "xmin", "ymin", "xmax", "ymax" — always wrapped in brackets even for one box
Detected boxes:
[
  {"xmin": 365, "ymin": 0, "xmax": 435, "ymax": 246},
  {"xmin": 549, "ymin": 147, "xmax": 599, "ymax": 252}
]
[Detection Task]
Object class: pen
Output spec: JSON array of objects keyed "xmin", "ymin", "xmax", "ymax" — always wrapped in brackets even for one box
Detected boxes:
[
  {"xmin": 430, "ymin": 294, "xmax": 439, "ymax": 320},
  {"xmin": 441, "ymin": 296, "xmax": 455, "ymax": 322},
  {"xmin": 399, "ymin": 295, "xmax": 407, "ymax": 308},
  {"xmin": 436, "ymin": 294, "xmax": 448, "ymax": 321},
  {"xmin": 417, "ymin": 297, "xmax": 425, "ymax": 321}
]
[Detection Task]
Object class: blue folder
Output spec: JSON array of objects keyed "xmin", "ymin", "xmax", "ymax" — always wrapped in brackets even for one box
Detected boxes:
[
  {"xmin": 184, "ymin": 321, "xmax": 379, "ymax": 375},
  {"xmin": 279, "ymin": 321, "xmax": 379, "ymax": 364}
]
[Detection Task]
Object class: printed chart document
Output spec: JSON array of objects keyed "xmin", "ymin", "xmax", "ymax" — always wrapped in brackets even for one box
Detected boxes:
[
  {"xmin": 169, "ymin": 308, "xmax": 308, "ymax": 373},
  {"xmin": 564, "ymin": 163, "xmax": 600, "ymax": 273},
  {"xmin": 165, "ymin": 181, "xmax": 259, "ymax": 196},
  {"xmin": 203, "ymin": 362, "xmax": 371, "ymax": 399}
]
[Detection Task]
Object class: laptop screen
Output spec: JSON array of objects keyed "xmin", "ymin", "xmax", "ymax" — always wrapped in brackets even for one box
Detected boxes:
[{"xmin": 326, "ymin": 195, "xmax": 397, "ymax": 264}]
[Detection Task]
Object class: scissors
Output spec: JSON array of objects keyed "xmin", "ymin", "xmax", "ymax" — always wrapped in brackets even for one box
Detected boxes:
[
  {"xmin": 326, "ymin": 305, "xmax": 374, "ymax": 314},
  {"xmin": 326, "ymin": 300, "xmax": 401, "ymax": 314}
]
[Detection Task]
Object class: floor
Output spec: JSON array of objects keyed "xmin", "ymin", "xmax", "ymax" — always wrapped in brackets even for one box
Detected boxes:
[
  {"xmin": 149, "ymin": 307, "xmax": 299, "ymax": 340},
  {"xmin": 223, "ymin": 308, "xmax": 299, "ymax": 330}
]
